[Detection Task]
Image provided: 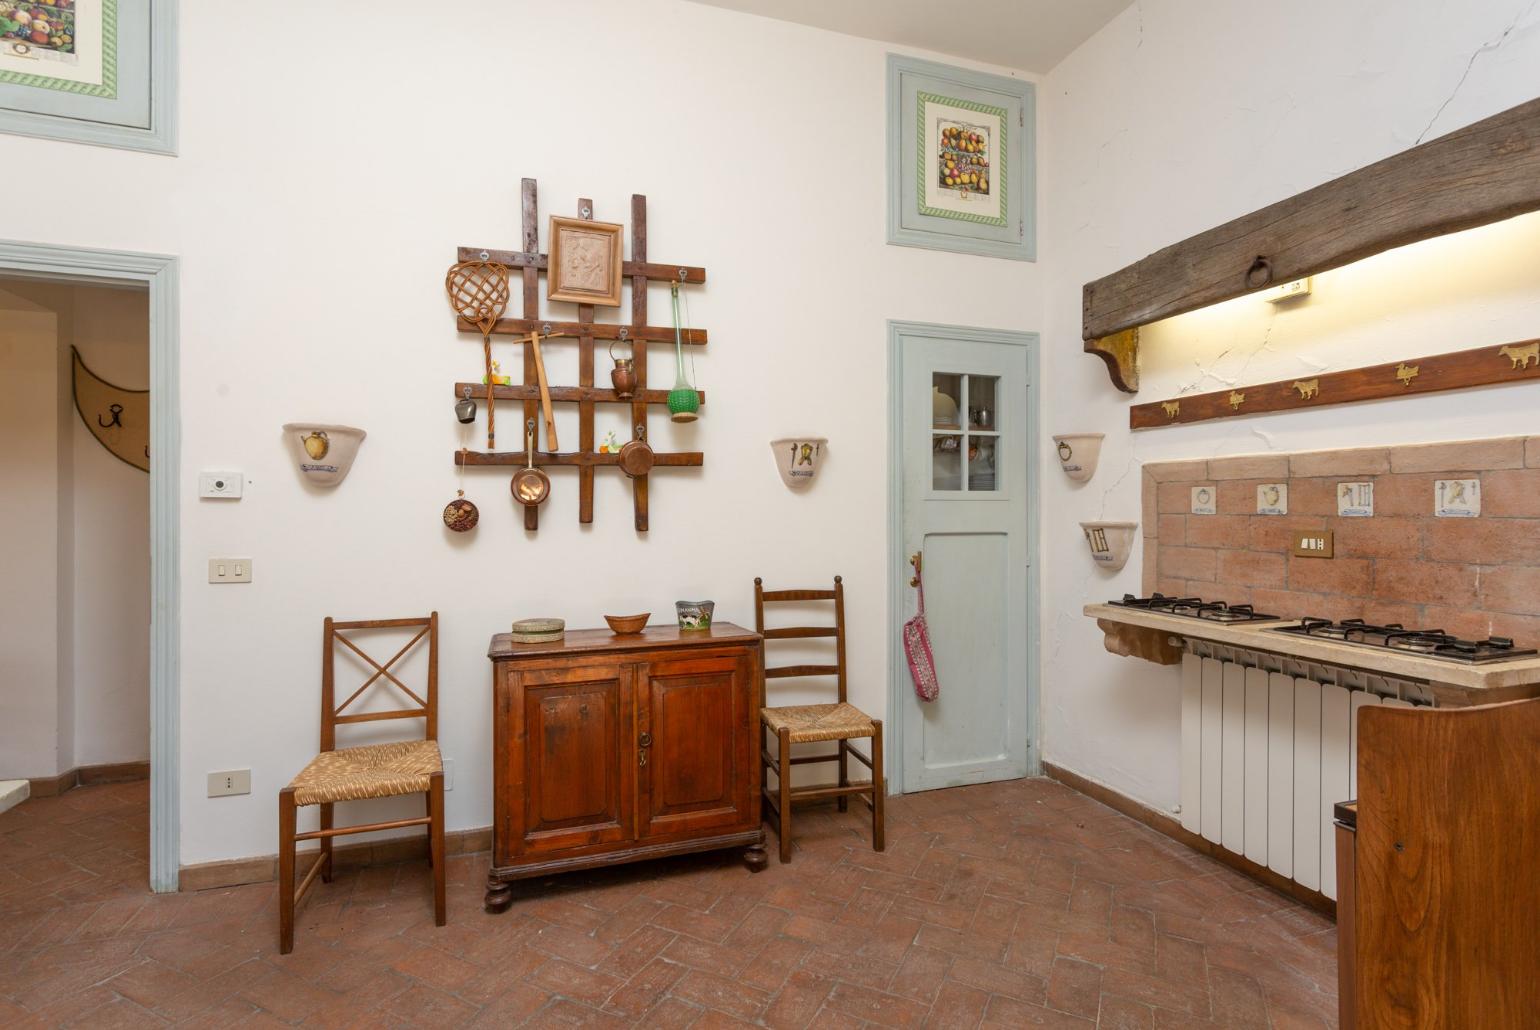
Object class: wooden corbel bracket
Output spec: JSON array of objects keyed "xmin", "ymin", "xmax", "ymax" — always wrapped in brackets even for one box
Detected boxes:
[{"xmin": 1097, "ymin": 619, "xmax": 1183, "ymax": 666}]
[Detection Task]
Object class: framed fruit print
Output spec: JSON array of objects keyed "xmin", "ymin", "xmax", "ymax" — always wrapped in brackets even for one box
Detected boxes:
[
  {"xmin": 0, "ymin": 0, "xmax": 176, "ymax": 153},
  {"xmin": 547, "ymin": 216, "xmax": 624, "ymax": 307},
  {"xmin": 887, "ymin": 55, "xmax": 1035, "ymax": 261}
]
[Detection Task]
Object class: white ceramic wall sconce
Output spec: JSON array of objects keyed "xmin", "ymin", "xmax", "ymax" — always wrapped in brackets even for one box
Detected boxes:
[
  {"xmin": 771, "ymin": 437, "xmax": 826, "ymax": 489},
  {"xmin": 1080, "ymin": 521, "xmax": 1138, "ymax": 572},
  {"xmin": 282, "ymin": 424, "xmax": 366, "ymax": 487},
  {"xmin": 1053, "ymin": 433, "xmax": 1104, "ymax": 482}
]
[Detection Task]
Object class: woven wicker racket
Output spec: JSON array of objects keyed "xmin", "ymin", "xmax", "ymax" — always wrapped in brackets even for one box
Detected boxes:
[{"xmin": 445, "ymin": 261, "xmax": 510, "ymax": 449}]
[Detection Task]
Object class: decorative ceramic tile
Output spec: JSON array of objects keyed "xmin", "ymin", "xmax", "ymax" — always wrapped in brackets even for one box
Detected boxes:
[
  {"xmin": 1434, "ymin": 478, "xmax": 1480, "ymax": 518},
  {"xmin": 1190, "ymin": 485, "xmax": 1217, "ymax": 516},
  {"xmin": 1337, "ymin": 481, "xmax": 1374, "ymax": 517},
  {"xmin": 1256, "ymin": 483, "xmax": 1288, "ymax": 516}
]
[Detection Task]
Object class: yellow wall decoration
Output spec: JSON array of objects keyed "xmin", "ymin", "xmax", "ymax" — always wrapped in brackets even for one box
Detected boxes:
[{"xmin": 72, "ymin": 346, "xmax": 149, "ymax": 473}]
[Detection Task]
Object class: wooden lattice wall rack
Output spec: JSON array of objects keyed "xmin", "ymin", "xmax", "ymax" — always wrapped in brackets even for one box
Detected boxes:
[{"xmin": 452, "ymin": 177, "xmax": 706, "ymax": 532}]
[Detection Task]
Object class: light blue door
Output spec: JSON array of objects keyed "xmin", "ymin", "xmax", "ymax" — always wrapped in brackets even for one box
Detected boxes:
[{"xmin": 893, "ymin": 323, "xmax": 1035, "ymax": 793}]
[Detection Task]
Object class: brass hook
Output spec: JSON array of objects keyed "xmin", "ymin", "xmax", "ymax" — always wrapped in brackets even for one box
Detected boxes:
[{"xmin": 909, "ymin": 552, "xmax": 922, "ymax": 587}]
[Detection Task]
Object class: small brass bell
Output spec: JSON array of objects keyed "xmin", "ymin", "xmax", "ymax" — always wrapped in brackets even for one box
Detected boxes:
[{"xmin": 455, "ymin": 386, "xmax": 477, "ymax": 424}]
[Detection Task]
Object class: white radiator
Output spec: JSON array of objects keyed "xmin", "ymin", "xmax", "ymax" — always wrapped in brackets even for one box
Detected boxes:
[{"xmin": 1178, "ymin": 650, "xmax": 1418, "ymax": 900}]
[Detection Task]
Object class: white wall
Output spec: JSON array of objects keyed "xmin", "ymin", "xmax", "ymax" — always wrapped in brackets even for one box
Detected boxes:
[
  {"xmin": 0, "ymin": 282, "xmax": 150, "ymax": 776},
  {"xmin": 0, "ymin": 1, "xmax": 1044, "ymax": 865},
  {"xmin": 1039, "ymin": 0, "xmax": 1540, "ymax": 811},
  {"xmin": 0, "ymin": 292, "xmax": 65, "ymax": 777}
]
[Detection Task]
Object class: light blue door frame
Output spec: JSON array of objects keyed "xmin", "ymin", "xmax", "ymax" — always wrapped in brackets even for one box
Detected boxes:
[
  {"xmin": 0, "ymin": 240, "xmax": 180, "ymax": 892},
  {"xmin": 887, "ymin": 321, "xmax": 1040, "ymax": 793}
]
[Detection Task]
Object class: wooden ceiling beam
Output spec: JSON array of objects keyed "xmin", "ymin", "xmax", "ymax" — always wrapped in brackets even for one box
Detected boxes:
[{"xmin": 1082, "ymin": 96, "xmax": 1540, "ymax": 394}]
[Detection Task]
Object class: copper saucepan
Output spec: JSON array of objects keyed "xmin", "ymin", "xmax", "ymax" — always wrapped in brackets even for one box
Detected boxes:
[
  {"xmin": 510, "ymin": 421, "xmax": 550, "ymax": 506},
  {"xmin": 618, "ymin": 424, "xmax": 655, "ymax": 478}
]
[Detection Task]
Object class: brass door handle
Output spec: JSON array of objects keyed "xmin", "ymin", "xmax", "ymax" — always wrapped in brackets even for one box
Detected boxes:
[
  {"xmin": 909, "ymin": 551, "xmax": 922, "ymax": 587},
  {"xmin": 639, "ymin": 748, "xmax": 648, "ymax": 767}
]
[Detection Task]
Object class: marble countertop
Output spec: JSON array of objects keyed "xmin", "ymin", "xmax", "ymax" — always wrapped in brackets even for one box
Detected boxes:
[{"xmin": 1085, "ymin": 603, "xmax": 1540, "ymax": 695}]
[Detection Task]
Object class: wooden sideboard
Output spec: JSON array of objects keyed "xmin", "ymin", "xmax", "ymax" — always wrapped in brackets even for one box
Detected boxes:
[{"xmin": 484, "ymin": 623, "xmax": 767, "ymax": 912}]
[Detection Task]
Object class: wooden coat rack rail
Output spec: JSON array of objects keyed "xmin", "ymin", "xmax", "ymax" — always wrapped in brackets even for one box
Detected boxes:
[
  {"xmin": 1131, "ymin": 338, "xmax": 1540, "ymax": 429},
  {"xmin": 452, "ymin": 177, "xmax": 706, "ymax": 532}
]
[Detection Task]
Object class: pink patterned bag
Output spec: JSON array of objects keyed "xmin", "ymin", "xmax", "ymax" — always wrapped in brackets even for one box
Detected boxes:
[{"xmin": 903, "ymin": 564, "xmax": 940, "ymax": 702}]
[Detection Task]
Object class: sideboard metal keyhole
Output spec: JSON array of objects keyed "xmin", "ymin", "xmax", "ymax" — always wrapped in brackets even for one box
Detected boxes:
[
  {"xmin": 579, "ymin": 704, "xmax": 588, "ymax": 716},
  {"xmin": 639, "ymin": 732, "xmax": 652, "ymax": 747}
]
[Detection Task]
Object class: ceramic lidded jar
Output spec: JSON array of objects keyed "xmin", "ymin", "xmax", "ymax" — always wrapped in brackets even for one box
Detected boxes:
[
  {"xmin": 282, "ymin": 424, "xmax": 366, "ymax": 487},
  {"xmin": 770, "ymin": 437, "xmax": 826, "ymax": 489},
  {"xmin": 1079, "ymin": 521, "xmax": 1138, "ymax": 572},
  {"xmin": 1053, "ymin": 433, "xmax": 1104, "ymax": 483}
]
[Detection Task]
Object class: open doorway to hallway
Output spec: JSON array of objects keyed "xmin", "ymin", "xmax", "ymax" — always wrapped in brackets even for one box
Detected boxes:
[{"xmin": 0, "ymin": 279, "xmax": 152, "ymax": 884}]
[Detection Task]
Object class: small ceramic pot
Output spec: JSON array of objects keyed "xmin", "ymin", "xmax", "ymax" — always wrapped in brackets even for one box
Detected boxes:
[
  {"xmin": 676, "ymin": 600, "xmax": 715, "ymax": 632},
  {"xmin": 1079, "ymin": 521, "xmax": 1138, "ymax": 573},
  {"xmin": 770, "ymin": 437, "xmax": 826, "ymax": 489},
  {"xmin": 1053, "ymin": 433, "xmax": 1105, "ymax": 483},
  {"xmin": 282, "ymin": 424, "xmax": 366, "ymax": 487}
]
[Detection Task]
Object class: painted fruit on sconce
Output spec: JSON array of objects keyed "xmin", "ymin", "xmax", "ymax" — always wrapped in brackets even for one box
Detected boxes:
[{"xmin": 302, "ymin": 431, "xmax": 330, "ymax": 460}]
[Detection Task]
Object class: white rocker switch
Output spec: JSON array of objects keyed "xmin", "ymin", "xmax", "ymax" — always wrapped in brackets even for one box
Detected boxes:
[{"xmin": 209, "ymin": 558, "xmax": 253, "ymax": 584}]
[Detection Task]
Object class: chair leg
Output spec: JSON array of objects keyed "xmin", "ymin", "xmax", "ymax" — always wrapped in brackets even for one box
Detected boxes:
[
  {"xmin": 870, "ymin": 721, "xmax": 885, "ymax": 853},
  {"xmin": 278, "ymin": 788, "xmax": 296, "ymax": 954},
  {"xmin": 837, "ymin": 739, "xmax": 849, "ymax": 813},
  {"xmin": 778, "ymin": 727, "xmax": 793, "ymax": 864},
  {"xmin": 319, "ymin": 802, "xmax": 334, "ymax": 883},
  {"xmin": 429, "ymin": 772, "xmax": 446, "ymax": 927}
]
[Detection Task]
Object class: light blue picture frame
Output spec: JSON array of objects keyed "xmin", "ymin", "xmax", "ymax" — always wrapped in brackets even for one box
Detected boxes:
[
  {"xmin": 886, "ymin": 54, "xmax": 1036, "ymax": 261},
  {"xmin": 0, "ymin": 0, "xmax": 176, "ymax": 155}
]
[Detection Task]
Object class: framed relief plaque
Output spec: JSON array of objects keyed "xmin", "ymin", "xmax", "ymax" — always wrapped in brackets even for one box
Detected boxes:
[
  {"xmin": 547, "ymin": 216, "xmax": 624, "ymax": 307},
  {"xmin": 0, "ymin": 0, "xmax": 175, "ymax": 153},
  {"xmin": 887, "ymin": 54, "xmax": 1035, "ymax": 261}
]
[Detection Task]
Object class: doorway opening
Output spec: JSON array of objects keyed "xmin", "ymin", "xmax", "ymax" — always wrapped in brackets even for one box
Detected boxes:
[{"xmin": 0, "ymin": 241, "xmax": 179, "ymax": 892}]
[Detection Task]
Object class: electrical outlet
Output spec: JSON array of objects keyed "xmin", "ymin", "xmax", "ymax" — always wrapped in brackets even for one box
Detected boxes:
[
  {"xmin": 443, "ymin": 758, "xmax": 454, "ymax": 791},
  {"xmin": 199, "ymin": 471, "xmax": 244, "ymax": 499},
  {"xmin": 208, "ymin": 769, "xmax": 251, "ymax": 797},
  {"xmin": 208, "ymin": 558, "xmax": 253, "ymax": 584}
]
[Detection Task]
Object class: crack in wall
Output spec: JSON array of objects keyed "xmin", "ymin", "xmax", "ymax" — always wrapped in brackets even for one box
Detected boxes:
[{"xmin": 1416, "ymin": 0, "xmax": 1538, "ymax": 144}]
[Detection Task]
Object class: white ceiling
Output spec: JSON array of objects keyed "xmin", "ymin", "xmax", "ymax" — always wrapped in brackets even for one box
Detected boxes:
[{"xmin": 685, "ymin": 0, "xmax": 1134, "ymax": 74}]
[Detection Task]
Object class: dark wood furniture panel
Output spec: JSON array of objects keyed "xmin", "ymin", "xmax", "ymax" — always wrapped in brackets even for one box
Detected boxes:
[
  {"xmin": 1350, "ymin": 698, "xmax": 1540, "ymax": 1027},
  {"xmin": 486, "ymin": 625, "xmax": 765, "ymax": 912}
]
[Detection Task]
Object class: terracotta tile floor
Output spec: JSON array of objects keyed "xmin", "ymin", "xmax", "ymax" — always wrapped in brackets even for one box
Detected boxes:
[{"xmin": 0, "ymin": 777, "xmax": 1339, "ymax": 1028}]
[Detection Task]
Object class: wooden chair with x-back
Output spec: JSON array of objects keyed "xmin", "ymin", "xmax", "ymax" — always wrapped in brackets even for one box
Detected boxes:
[
  {"xmin": 755, "ymin": 577, "xmax": 885, "ymax": 863},
  {"xmin": 277, "ymin": 614, "xmax": 444, "ymax": 953}
]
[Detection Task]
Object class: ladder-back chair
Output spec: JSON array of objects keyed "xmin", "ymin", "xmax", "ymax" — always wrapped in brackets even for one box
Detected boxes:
[
  {"xmin": 278, "ymin": 614, "xmax": 444, "ymax": 953},
  {"xmin": 755, "ymin": 577, "xmax": 884, "ymax": 863}
]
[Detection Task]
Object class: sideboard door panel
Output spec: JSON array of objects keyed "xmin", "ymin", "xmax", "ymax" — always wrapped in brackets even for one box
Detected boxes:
[
  {"xmin": 512, "ymin": 663, "xmax": 634, "ymax": 856},
  {"xmin": 639, "ymin": 654, "xmax": 754, "ymax": 839}
]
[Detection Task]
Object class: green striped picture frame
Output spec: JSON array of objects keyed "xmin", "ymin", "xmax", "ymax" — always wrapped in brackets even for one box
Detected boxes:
[{"xmin": 0, "ymin": 0, "xmax": 118, "ymax": 98}]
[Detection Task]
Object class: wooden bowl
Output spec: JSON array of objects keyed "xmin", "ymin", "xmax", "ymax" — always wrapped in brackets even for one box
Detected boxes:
[{"xmin": 604, "ymin": 613, "xmax": 650, "ymax": 635}]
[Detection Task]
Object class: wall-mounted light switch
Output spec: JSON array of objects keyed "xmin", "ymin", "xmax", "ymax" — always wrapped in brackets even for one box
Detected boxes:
[
  {"xmin": 208, "ymin": 558, "xmax": 253, "ymax": 584},
  {"xmin": 208, "ymin": 769, "xmax": 251, "ymax": 797},
  {"xmin": 199, "ymin": 471, "xmax": 244, "ymax": 499}
]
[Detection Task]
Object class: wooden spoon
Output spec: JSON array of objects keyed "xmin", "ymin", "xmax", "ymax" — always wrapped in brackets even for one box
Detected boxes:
[{"xmin": 528, "ymin": 331, "xmax": 558, "ymax": 451}]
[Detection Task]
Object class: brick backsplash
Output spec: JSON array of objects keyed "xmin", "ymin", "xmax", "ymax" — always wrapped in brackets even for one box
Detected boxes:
[{"xmin": 1141, "ymin": 436, "xmax": 1540, "ymax": 644}]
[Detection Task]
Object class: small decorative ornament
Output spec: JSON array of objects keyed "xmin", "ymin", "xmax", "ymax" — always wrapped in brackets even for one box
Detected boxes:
[
  {"xmin": 1080, "ymin": 521, "xmax": 1138, "ymax": 572},
  {"xmin": 282, "ymin": 424, "xmax": 366, "ymax": 487},
  {"xmin": 1396, "ymin": 362, "xmax": 1420, "ymax": 387},
  {"xmin": 676, "ymin": 600, "xmax": 715, "ymax": 631},
  {"xmin": 600, "ymin": 430, "xmax": 620, "ymax": 454},
  {"xmin": 1339, "ymin": 481, "xmax": 1374, "ymax": 517},
  {"xmin": 1228, "ymin": 391, "xmax": 1246, "ymax": 410},
  {"xmin": 1190, "ymin": 486, "xmax": 1217, "ymax": 515},
  {"xmin": 1293, "ymin": 378, "xmax": 1320, "ymax": 400},
  {"xmin": 1435, "ymin": 479, "xmax": 1480, "ymax": 518},
  {"xmin": 1499, "ymin": 342, "xmax": 1539, "ymax": 369},
  {"xmin": 1052, "ymin": 433, "xmax": 1104, "ymax": 482},
  {"xmin": 443, "ymin": 448, "xmax": 479, "ymax": 532},
  {"xmin": 1161, "ymin": 400, "xmax": 1181, "ymax": 420},
  {"xmin": 770, "ymin": 437, "xmax": 826, "ymax": 489},
  {"xmin": 1257, "ymin": 483, "xmax": 1288, "ymax": 516},
  {"xmin": 455, "ymin": 386, "xmax": 478, "ymax": 424}
]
